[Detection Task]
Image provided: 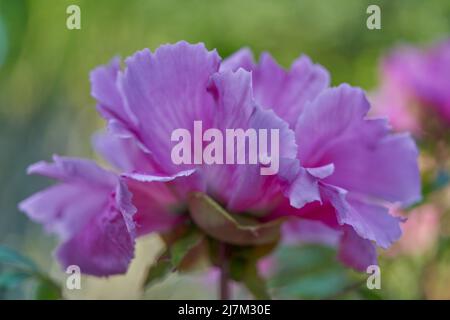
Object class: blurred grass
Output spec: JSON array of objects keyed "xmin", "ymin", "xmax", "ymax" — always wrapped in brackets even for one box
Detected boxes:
[{"xmin": 0, "ymin": 0, "xmax": 449, "ymax": 299}]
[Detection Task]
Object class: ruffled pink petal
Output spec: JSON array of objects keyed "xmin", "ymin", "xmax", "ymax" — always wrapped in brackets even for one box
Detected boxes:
[
  {"xmin": 119, "ymin": 41, "xmax": 220, "ymax": 174},
  {"xmin": 27, "ymin": 155, "xmax": 117, "ymax": 188},
  {"xmin": 222, "ymin": 49, "xmax": 330, "ymax": 127},
  {"xmin": 202, "ymin": 69, "xmax": 299, "ymax": 211},
  {"xmin": 90, "ymin": 58, "xmax": 138, "ymax": 132},
  {"xmin": 296, "ymin": 84, "xmax": 421, "ymax": 206}
]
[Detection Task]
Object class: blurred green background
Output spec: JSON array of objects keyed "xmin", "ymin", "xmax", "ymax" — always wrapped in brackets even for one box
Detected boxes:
[{"xmin": 1, "ymin": 0, "xmax": 450, "ymax": 299}]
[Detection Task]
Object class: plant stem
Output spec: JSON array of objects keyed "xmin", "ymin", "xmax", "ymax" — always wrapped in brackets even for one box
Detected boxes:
[{"xmin": 219, "ymin": 242, "xmax": 230, "ymax": 300}]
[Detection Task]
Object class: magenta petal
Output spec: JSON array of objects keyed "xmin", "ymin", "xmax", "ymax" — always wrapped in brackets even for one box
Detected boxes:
[
  {"xmin": 126, "ymin": 178, "xmax": 184, "ymax": 236},
  {"xmin": 122, "ymin": 170, "xmax": 202, "ymax": 236}
]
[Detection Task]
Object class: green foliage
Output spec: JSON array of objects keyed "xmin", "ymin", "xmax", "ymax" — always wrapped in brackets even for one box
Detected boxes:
[
  {"xmin": 34, "ymin": 279, "xmax": 61, "ymax": 300},
  {"xmin": 144, "ymin": 254, "xmax": 173, "ymax": 288},
  {"xmin": 230, "ymin": 256, "xmax": 271, "ymax": 300},
  {"xmin": 0, "ymin": 271, "xmax": 29, "ymax": 289},
  {"xmin": 0, "ymin": 245, "xmax": 39, "ymax": 272},
  {"xmin": 170, "ymin": 230, "xmax": 203, "ymax": 267},
  {"xmin": 0, "ymin": 245, "xmax": 61, "ymax": 300},
  {"xmin": 270, "ymin": 245, "xmax": 365, "ymax": 299},
  {"xmin": 144, "ymin": 195, "xmax": 280, "ymax": 299},
  {"xmin": 144, "ymin": 228, "xmax": 205, "ymax": 288}
]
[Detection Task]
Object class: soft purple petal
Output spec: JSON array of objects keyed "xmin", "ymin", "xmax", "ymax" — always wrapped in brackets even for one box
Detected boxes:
[
  {"xmin": 324, "ymin": 132, "xmax": 421, "ymax": 206},
  {"xmin": 56, "ymin": 202, "xmax": 135, "ymax": 277},
  {"xmin": 19, "ymin": 183, "xmax": 107, "ymax": 240},
  {"xmin": 92, "ymin": 130, "xmax": 157, "ymax": 173},
  {"xmin": 90, "ymin": 58, "xmax": 138, "ymax": 130},
  {"xmin": 27, "ymin": 155, "xmax": 116, "ymax": 189},
  {"xmin": 296, "ymin": 84, "xmax": 421, "ymax": 206},
  {"xmin": 222, "ymin": 50, "xmax": 330, "ymax": 127},
  {"xmin": 220, "ymin": 48, "xmax": 255, "ymax": 72},
  {"xmin": 126, "ymin": 178, "xmax": 184, "ymax": 236},
  {"xmin": 203, "ymin": 69, "xmax": 299, "ymax": 211},
  {"xmin": 287, "ymin": 167, "xmax": 322, "ymax": 209},
  {"xmin": 282, "ymin": 219, "xmax": 341, "ymax": 246},
  {"xmin": 321, "ymin": 183, "xmax": 403, "ymax": 249},
  {"xmin": 119, "ymin": 41, "xmax": 220, "ymax": 174},
  {"xmin": 338, "ymin": 227, "xmax": 378, "ymax": 272},
  {"xmin": 295, "ymin": 84, "xmax": 372, "ymax": 167},
  {"xmin": 19, "ymin": 157, "xmax": 137, "ymax": 276}
]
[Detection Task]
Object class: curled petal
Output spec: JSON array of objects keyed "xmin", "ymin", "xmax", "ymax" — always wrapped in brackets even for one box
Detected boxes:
[
  {"xmin": 321, "ymin": 183, "xmax": 402, "ymax": 249},
  {"xmin": 338, "ymin": 227, "xmax": 377, "ymax": 272},
  {"xmin": 56, "ymin": 202, "xmax": 135, "ymax": 277},
  {"xmin": 19, "ymin": 157, "xmax": 137, "ymax": 276}
]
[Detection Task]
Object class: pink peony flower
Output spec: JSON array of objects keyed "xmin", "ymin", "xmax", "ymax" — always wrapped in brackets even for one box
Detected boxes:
[{"xmin": 19, "ymin": 42, "xmax": 420, "ymax": 275}]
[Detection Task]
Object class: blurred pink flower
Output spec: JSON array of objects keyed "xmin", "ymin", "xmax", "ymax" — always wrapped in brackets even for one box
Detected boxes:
[
  {"xmin": 388, "ymin": 204, "xmax": 440, "ymax": 257},
  {"xmin": 372, "ymin": 39, "xmax": 450, "ymax": 135}
]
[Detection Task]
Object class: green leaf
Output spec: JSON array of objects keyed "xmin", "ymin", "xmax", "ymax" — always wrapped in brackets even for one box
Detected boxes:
[
  {"xmin": 280, "ymin": 269, "xmax": 348, "ymax": 298},
  {"xmin": 0, "ymin": 271, "xmax": 30, "ymax": 289},
  {"xmin": 230, "ymin": 258, "xmax": 271, "ymax": 299},
  {"xmin": 170, "ymin": 231, "xmax": 203, "ymax": 267},
  {"xmin": 0, "ymin": 245, "xmax": 39, "ymax": 272},
  {"xmin": 145, "ymin": 229, "xmax": 206, "ymax": 288},
  {"xmin": 188, "ymin": 192, "xmax": 282, "ymax": 246},
  {"xmin": 242, "ymin": 264, "xmax": 271, "ymax": 300},
  {"xmin": 228, "ymin": 251, "xmax": 272, "ymax": 300},
  {"xmin": 144, "ymin": 254, "xmax": 173, "ymax": 287},
  {"xmin": 271, "ymin": 245, "xmax": 357, "ymax": 299},
  {"xmin": 34, "ymin": 279, "xmax": 62, "ymax": 300}
]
